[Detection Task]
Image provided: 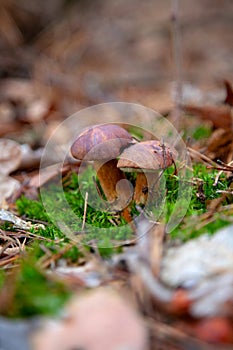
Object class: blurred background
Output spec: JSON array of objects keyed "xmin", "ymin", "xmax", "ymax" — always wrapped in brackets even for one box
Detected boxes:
[
  {"xmin": 0, "ymin": 4, "xmax": 233, "ymax": 346},
  {"xmin": 0, "ymin": 0, "xmax": 232, "ymax": 142}
]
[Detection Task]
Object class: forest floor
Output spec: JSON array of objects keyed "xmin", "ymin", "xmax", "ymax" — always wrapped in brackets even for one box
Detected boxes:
[{"xmin": 0, "ymin": 1, "xmax": 233, "ymax": 349}]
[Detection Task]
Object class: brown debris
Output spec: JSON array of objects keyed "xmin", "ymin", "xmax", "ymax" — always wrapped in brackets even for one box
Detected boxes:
[
  {"xmin": 0, "ymin": 1, "xmax": 233, "ymax": 349},
  {"xmin": 194, "ymin": 317, "xmax": 233, "ymax": 344},
  {"xmin": 0, "ymin": 139, "xmax": 22, "ymax": 175},
  {"xmin": 224, "ymin": 81, "xmax": 233, "ymax": 107},
  {"xmin": 183, "ymin": 104, "xmax": 232, "ymax": 130},
  {"xmin": 204, "ymin": 128, "xmax": 233, "ymax": 162}
]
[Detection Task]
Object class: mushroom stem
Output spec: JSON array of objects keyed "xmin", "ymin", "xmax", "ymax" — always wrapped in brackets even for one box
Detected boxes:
[
  {"xmin": 134, "ymin": 172, "xmax": 158, "ymax": 205},
  {"xmin": 94, "ymin": 159, "xmax": 124, "ymax": 202},
  {"xmin": 94, "ymin": 160, "xmax": 133, "ymax": 221},
  {"xmin": 134, "ymin": 173, "xmax": 148, "ymax": 205}
]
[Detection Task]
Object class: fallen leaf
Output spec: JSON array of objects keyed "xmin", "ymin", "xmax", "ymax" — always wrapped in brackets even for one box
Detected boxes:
[
  {"xmin": 223, "ymin": 80, "xmax": 233, "ymax": 107},
  {"xmin": 0, "ymin": 139, "xmax": 22, "ymax": 175},
  {"xmin": 32, "ymin": 288, "xmax": 148, "ymax": 350},
  {"xmin": 29, "ymin": 163, "xmax": 73, "ymax": 188},
  {"xmin": 204, "ymin": 128, "xmax": 233, "ymax": 162},
  {"xmin": 0, "ymin": 79, "xmax": 53, "ymax": 123},
  {"xmin": 19, "ymin": 144, "xmax": 43, "ymax": 170},
  {"xmin": 194, "ymin": 317, "xmax": 233, "ymax": 344},
  {"xmin": 0, "ymin": 174, "xmax": 20, "ymax": 204},
  {"xmin": 0, "ymin": 4, "xmax": 23, "ymax": 46},
  {"xmin": 183, "ymin": 104, "xmax": 232, "ymax": 130},
  {"xmin": 0, "ymin": 102, "xmax": 15, "ymax": 123}
]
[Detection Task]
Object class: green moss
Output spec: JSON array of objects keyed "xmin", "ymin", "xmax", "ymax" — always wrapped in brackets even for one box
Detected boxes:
[
  {"xmin": 0, "ymin": 256, "xmax": 70, "ymax": 318},
  {"xmin": 170, "ymin": 164, "xmax": 230, "ymax": 239},
  {"xmin": 17, "ymin": 196, "xmax": 49, "ymax": 222},
  {"xmin": 62, "ymin": 245, "xmax": 82, "ymax": 263},
  {"xmin": 14, "ymin": 164, "xmax": 231, "ymax": 245},
  {"xmin": 192, "ymin": 125, "xmax": 212, "ymax": 140},
  {"xmin": 0, "ymin": 271, "xmax": 5, "ymax": 289},
  {"xmin": 0, "ymin": 162, "xmax": 231, "ymax": 319}
]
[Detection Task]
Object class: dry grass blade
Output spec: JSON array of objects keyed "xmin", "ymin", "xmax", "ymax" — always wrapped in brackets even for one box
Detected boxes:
[
  {"xmin": 0, "ymin": 255, "xmax": 19, "ymax": 268},
  {"xmin": 180, "ymin": 197, "xmax": 226, "ymax": 233},
  {"xmin": 38, "ymin": 242, "xmax": 88, "ymax": 269},
  {"xmin": 82, "ymin": 192, "xmax": 88, "ymax": 231},
  {"xmin": 188, "ymin": 147, "xmax": 218, "ymax": 167},
  {"xmin": 0, "ymin": 230, "xmax": 25, "ymax": 257}
]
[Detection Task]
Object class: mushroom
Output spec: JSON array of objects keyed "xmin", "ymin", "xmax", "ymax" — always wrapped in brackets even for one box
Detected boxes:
[
  {"xmin": 117, "ymin": 140, "xmax": 176, "ymax": 205},
  {"xmin": 70, "ymin": 124, "xmax": 134, "ymax": 213}
]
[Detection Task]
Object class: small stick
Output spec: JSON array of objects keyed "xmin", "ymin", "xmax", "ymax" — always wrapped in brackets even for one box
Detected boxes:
[
  {"xmin": 213, "ymin": 159, "xmax": 233, "ymax": 185},
  {"xmin": 216, "ymin": 190, "xmax": 233, "ymax": 195},
  {"xmin": 187, "ymin": 147, "xmax": 218, "ymax": 166},
  {"xmin": 214, "ymin": 170, "xmax": 223, "ymax": 186},
  {"xmin": 82, "ymin": 192, "xmax": 88, "ymax": 231}
]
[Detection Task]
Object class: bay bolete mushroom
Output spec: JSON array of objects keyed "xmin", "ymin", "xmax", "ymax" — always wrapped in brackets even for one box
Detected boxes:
[
  {"xmin": 70, "ymin": 124, "xmax": 134, "ymax": 211},
  {"xmin": 117, "ymin": 140, "xmax": 177, "ymax": 205}
]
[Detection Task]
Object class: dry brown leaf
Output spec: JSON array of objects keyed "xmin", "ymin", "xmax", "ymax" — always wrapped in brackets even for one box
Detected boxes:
[
  {"xmin": 0, "ymin": 139, "xmax": 22, "ymax": 175},
  {"xmin": 224, "ymin": 81, "xmax": 233, "ymax": 107},
  {"xmin": 0, "ymin": 79, "xmax": 38, "ymax": 102},
  {"xmin": 0, "ymin": 3, "xmax": 23, "ymax": 46},
  {"xmin": 183, "ymin": 104, "xmax": 232, "ymax": 130},
  {"xmin": 194, "ymin": 317, "xmax": 233, "ymax": 344},
  {"xmin": 0, "ymin": 174, "xmax": 20, "ymax": 205},
  {"xmin": 0, "ymin": 79, "xmax": 53, "ymax": 123},
  {"xmin": 32, "ymin": 288, "xmax": 148, "ymax": 350},
  {"xmin": 0, "ymin": 102, "xmax": 15, "ymax": 123},
  {"xmin": 149, "ymin": 318, "xmax": 229, "ymax": 350},
  {"xmin": 19, "ymin": 144, "xmax": 43, "ymax": 170},
  {"xmin": 204, "ymin": 129, "xmax": 233, "ymax": 162},
  {"xmin": 29, "ymin": 163, "xmax": 73, "ymax": 188},
  {"xmin": 0, "ymin": 122, "xmax": 22, "ymax": 138}
]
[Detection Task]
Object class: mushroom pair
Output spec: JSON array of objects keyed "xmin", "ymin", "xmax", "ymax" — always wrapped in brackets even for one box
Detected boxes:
[
  {"xmin": 71, "ymin": 124, "xmax": 176, "ymax": 220},
  {"xmin": 70, "ymin": 124, "xmax": 134, "ymax": 217}
]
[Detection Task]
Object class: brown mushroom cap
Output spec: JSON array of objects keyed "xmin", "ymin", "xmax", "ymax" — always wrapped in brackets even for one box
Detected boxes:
[
  {"xmin": 117, "ymin": 140, "xmax": 176, "ymax": 171},
  {"xmin": 71, "ymin": 124, "xmax": 133, "ymax": 161}
]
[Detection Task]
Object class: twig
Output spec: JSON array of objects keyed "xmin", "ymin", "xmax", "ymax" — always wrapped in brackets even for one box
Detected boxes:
[
  {"xmin": 216, "ymin": 190, "xmax": 233, "ymax": 195},
  {"xmin": 82, "ymin": 192, "xmax": 88, "ymax": 231},
  {"xmin": 39, "ymin": 242, "xmax": 76, "ymax": 269},
  {"xmin": 212, "ymin": 160, "xmax": 233, "ymax": 185},
  {"xmin": 187, "ymin": 147, "xmax": 218, "ymax": 167},
  {"xmin": 0, "ymin": 255, "xmax": 19, "ymax": 267}
]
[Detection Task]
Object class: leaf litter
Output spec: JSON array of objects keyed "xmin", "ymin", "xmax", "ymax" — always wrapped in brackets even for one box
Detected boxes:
[{"xmin": 0, "ymin": 1, "xmax": 233, "ymax": 349}]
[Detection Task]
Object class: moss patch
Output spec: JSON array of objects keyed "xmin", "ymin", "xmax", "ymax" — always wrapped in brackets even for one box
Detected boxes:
[
  {"xmin": 0, "ymin": 163, "xmax": 231, "ymax": 318},
  {"xmin": 0, "ymin": 255, "xmax": 70, "ymax": 318}
]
